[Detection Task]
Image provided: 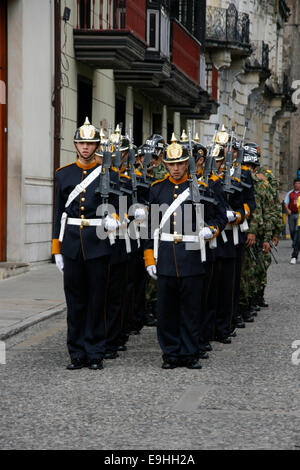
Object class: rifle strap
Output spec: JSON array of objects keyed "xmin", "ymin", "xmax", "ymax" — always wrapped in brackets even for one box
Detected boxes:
[
  {"xmin": 65, "ymin": 165, "xmax": 102, "ymax": 208},
  {"xmin": 153, "ymin": 188, "xmax": 190, "ymax": 260},
  {"xmin": 59, "ymin": 165, "xmax": 102, "ymax": 243}
]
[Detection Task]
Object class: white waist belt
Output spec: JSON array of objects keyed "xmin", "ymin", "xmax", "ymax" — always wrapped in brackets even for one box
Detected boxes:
[
  {"xmin": 67, "ymin": 218, "xmax": 103, "ymax": 226},
  {"xmin": 225, "ymin": 224, "xmax": 239, "ymax": 245},
  {"xmin": 160, "ymin": 233, "xmax": 200, "ymax": 243}
]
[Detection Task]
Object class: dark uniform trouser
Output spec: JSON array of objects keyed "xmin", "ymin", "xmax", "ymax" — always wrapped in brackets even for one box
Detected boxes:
[
  {"xmin": 105, "ymin": 261, "xmax": 128, "ymax": 353},
  {"xmin": 157, "ymin": 274, "xmax": 205, "ymax": 364},
  {"xmin": 232, "ymin": 244, "xmax": 244, "ymax": 324},
  {"xmin": 215, "ymin": 257, "xmax": 236, "ymax": 339},
  {"xmin": 199, "ymin": 261, "xmax": 215, "ymax": 348},
  {"xmin": 122, "ymin": 250, "xmax": 146, "ymax": 338},
  {"xmin": 63, "ymin": 253, "xmax": 110, "ymax": 361}
]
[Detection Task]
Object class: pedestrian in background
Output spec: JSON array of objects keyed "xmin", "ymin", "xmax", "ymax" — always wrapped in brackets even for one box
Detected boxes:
[
  {"xmin": 290, "ymin": 192, "xmax": 300, "ymax": 264},
  {"xmin": 284, "ymin": 179, "xmax": 300, "ymax": 262}
]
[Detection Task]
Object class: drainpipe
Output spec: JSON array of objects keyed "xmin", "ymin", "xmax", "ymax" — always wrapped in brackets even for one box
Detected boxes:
[{"xmin": 52, "ymin": 0, "xmax": 61, "ymax": 260}]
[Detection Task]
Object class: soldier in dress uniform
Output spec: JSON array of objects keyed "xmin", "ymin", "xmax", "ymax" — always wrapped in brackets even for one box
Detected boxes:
[
  {"xmin": 143, "ymin": 133, "xmax": 224, "ymax": 369},
  {"xmin": 143, "ymin": 135, "xmax": 167, "ymax": 327},
  {"xmin": 230, "ymin": 139, "xmax": 256, "ymax": 331},
  {"xmin": 211, "ymin": 126, "xmax": 246, "ymax": 343},
  {"xmin": 52, "ymin": 118, "xmax": 120, "ymax": 370},
  {"xmin": 190, "ymin": 134, "xmax": 228, "ymax": 354}
]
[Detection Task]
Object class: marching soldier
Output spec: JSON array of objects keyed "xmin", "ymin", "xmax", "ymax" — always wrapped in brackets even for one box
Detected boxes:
[
  {"xmin": 52, "ymin": 118, "xmax": 120, "ymax": 370},
  {"xmin": 211, "ymin": 126, "xmax": 246, "ymax": 343},
  {"xmin": 144, "ymin": 135, "xmax": 167, "ymax": 327},
  {"xmin": 191, "ymin": 135, "xmax": 228, "ymax": 353},
  {"xmin": 144, "ymin": 133, "xmax": 223, "ymax": 369}
]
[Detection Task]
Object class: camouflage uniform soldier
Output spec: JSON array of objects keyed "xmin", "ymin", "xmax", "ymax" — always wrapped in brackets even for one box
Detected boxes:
[
  {"xmin": 253, "ymin": 166, "xmax": 283, "ymax": 306},
  {"xmin": 239, "ymin": 148, "xmax": 273, "ymax": 321}
]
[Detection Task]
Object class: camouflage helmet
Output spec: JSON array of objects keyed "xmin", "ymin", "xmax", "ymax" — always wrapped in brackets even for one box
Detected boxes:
[
  {"xmin": 145, "ymin": 134, "xmax": 166, "ymax": 152},
  {"xmin": 163, "ymin": 132, "xmax": 189, "ymax": 164},
  {"xmin": 74, "ymin": 117, "xmax": 100, "ymax": 143},
  {"xmin": 245, "ymin": 142, "xmax": 261, "ymax": 157},
  {"xmin": 242, "ymin": 145, "xmax": 260, "ymax": 166}
]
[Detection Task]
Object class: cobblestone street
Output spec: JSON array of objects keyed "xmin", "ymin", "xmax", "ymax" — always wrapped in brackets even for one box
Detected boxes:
[{"xmin": 0, "ymin": 240, "xmax": 299, "ymax": 450}]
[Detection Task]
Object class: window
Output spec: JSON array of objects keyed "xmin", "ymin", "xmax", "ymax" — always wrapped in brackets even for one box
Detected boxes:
[
  {"xmin": 115, "ymin": 95, "xmax": 126, "ymax": 132},
  {"xmin": 77, "ymin": 76, "xmax": 93, "ymax": 127},
  {"xmin": 80, "ymin": 0, "xmax": 91, "ymax": 29},
  {"xmin": 134, "ymin": 105, "xmax": 143, "ymax": 147},
  {"xmin": 160, "ymin": 8, "xmax": 170, "ymax": 57},
  {"xmin": 147, "ymin": 10, "xmax": 159, "ymax": 50},
  {"xmin": 152, "ymin": 113, "xmax": 162, "ymax": 134}
]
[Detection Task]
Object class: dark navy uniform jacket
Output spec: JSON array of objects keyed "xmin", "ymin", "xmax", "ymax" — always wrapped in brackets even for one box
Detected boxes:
[
  {"xmin": 52, "ymin": 159, "xmax": 119, "ymax": 260},
  {"xmin": 215, "ymin": 172, "xmax": 246, "ymax": 259},
  {"xmin": 144, "ymin": 173, "xmax": 227, "ymax": 277}
]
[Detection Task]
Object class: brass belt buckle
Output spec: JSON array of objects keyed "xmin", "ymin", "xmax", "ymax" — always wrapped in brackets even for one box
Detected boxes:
[
  {"xmin": 81, "ymin": 219, "xmax": 90, "ymax": 227},
  {"xmin": 173, "ymin": 234, "xmax": 183, "ymax": 244}
]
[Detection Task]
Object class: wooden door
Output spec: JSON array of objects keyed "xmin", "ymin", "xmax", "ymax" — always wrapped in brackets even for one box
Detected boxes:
[{"xmin": 0, "ymin": 0, "xmax": 7, "ymax": 261}]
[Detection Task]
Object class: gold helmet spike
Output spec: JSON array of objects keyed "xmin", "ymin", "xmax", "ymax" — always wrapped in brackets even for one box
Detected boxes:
[
  {"xmin": 171, "ymin": 132, "xmax": 177, "ymax": 143},
  {"xmin": 181, "ymin": 129, "xmax": 188, "ymax": 142},
  {"xmin": 194, "ymin": 132, "xmax": 199, "ymax": 142}
]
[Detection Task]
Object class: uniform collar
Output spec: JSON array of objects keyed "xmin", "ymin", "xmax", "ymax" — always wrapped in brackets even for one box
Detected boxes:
[
  {"xmin": 168, "ymin": 173, "xmax": 188, "ymax": 185},
  {"xmin": 76, "ymin": 158, "xmax": 98, "ymax": 170}
]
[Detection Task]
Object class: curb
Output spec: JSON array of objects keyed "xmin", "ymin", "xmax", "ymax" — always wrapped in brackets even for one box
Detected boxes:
[{"xmin": 0, "ymin": 303, "xmax": 66, "ymax": 341}]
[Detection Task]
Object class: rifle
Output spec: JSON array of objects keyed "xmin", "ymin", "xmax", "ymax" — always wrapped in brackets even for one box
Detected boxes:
[
  {"xmin": 233, "ymin": 121, "xmax": 251, "ymax": 189},
  {"xmin": 203, "ymin": 124, "xmax": 219, "ymax": 185},
  {"xmin": 252, "ymin": 244, "xmax": 267, "ymax": 271},
  {"xmin": 138, "ymin": 138, "xmax": 153, "ymax": 188},
  {"xmin": 269, "ymin": 240, "xmax": 279, "ymax": 264},
  {"xmin": 96, "ymin": 125, "xmax": 118, "ymax": 245},
  {"xmin": 127, "ymin": 125, "xmax": 138, "ymax": 205}
]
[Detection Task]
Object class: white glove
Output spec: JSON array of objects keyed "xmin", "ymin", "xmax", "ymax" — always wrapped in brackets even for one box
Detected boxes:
[
  {"xmin": 134, "ymin": 207, "xmax": 147, "ymax": 222},
  {"xmin": 226, "ymin": 210, "xmax": 237, "ymax": 223},
  {"xmin": 199, "ymin": 227, "xmax": 213, "ymax": 240},
  {"xmin": 147, "ymin": 265, "xmax": 157, "ymax": 280},
  {"xmin": 55, "ymin": 254, "xmax": 64, "ymax": 274},
  {"xmin": 104, "ymin": 215, "xmax": 120, "ymax": 232}
]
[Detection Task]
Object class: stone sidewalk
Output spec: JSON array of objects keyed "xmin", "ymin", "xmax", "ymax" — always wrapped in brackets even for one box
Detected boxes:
[{"xmin": 0, "ymin": 263, "xmax": 65, "ymax": 340}]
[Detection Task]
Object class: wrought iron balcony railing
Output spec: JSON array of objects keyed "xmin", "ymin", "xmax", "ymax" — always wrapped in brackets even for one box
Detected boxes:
[
  {"xmin": 206, "ymin": 3, "xmax": 250, "ymax": 46},
  {"xmin": 245, "ymin": 41, "xmax": 270, "ymax": 73}
]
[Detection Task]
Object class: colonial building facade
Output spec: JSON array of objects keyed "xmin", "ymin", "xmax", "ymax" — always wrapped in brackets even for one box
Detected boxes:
[{"xmin": 0, "ymin": 0, "xmax": 295, "ymax": 263}]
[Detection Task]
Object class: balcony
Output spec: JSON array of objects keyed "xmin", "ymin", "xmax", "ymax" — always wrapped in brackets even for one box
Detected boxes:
[
  {"xmin": 206, "ymin": 3, "xmax": 251, "ymax": 58},
  {"xmin": 73, "ymin": 0, "xmax": 218, "ymax": 118},
  {"xmin": 264, "ymin": 73, "xmax": 297, "ymax": 112},
  {"xmin": 73, "ymin": 0, "xmax": 147, "ymax": 69},
  {"xmin": 245, "ymin": 41, "xmax": 270, "ymax": 79}
]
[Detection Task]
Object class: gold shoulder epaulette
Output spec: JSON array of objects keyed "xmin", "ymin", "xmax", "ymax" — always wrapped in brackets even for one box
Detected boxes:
[
  {"xmin": 135, "ymin": 169, "xmax": 142, "ymax": 177},
  {"xmin": 241, "ymin": 165, "xmax": 249, "ymax": 171},
  {"xmin": 111, "ymin": 166, "xmax": 119, "ymax": 173},
  {"xmin": 151, "ymin": 174, "xmax": 169, "ymax": 187},
  {"xmin": 198, "ymin": 180, "xmax": 208, "ymax": 188},
  {"xmin": 209, "ymin": 174, "xmax": 219, "ymax": 182},
  {"xmin": 55, "ymin": 162, "xmax": 75, "ymax": 172},
  {"xmin": 120, "ymin": 173, "xmax": 131, "ymax": 180},
  {"xmin": 232, "ymin": 176, "xmax": 241, "ymax": 183}
]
